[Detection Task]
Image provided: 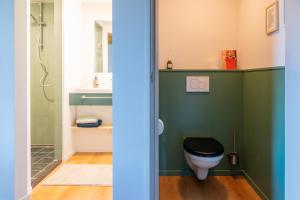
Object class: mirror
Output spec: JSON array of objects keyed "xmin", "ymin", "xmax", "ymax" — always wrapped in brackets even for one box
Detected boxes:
[{"xmin": 95, "ymin": 20, "xmax": 112, "ymax": 73}]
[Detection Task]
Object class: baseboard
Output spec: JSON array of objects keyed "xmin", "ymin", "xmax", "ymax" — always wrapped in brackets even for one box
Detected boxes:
[
  {"xmin": 28, "ymin": 186, "xmax": 32, "ymax": 195},
  {"xmin": 63, "ymin": 151, "xmax": 75, "ymax": 161},
  {"xmin": 17, "ymin": 194, "xmax": 30, "ymax": 200},
  {"xmin": 159, "ymin": 169, "xmax": 242, "ymax": 176},
  {"xmin": 242, "ymin": 170, "xmax": 269, "ymax": 200}
]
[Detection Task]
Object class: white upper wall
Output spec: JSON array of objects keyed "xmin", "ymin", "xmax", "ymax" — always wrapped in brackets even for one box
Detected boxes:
[
  {"xmin": 62, "ymin": 1, "xmax": 112, "ymax": 160},
  {"xmin": 158, "ymin": 0, "xmax": 286, "ymax": 70},
  {"xmin": 158, "ymin": 0, "xmax": 239, "ymax": 69},
  {"xmin": 63, "ymin": 0, "xmax": 83, "ymax": 160},
  {"xmin": 237, "ymin": 0, "xmax": 285, "ymax": 69},
  {"xmin": 81, "ymin": 4, "xmax": 112, "ymax": 78}
]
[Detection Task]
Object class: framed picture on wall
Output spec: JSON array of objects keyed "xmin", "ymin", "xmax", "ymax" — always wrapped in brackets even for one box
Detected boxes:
[{"xmin": 266, "ymin": 1, "xmax": 279, "ymax": 34}]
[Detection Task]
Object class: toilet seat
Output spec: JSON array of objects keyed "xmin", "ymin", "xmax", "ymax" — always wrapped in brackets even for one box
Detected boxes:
[{"xmin": 183, "ymin": 137, "xmax": 224, "ymax": 157}]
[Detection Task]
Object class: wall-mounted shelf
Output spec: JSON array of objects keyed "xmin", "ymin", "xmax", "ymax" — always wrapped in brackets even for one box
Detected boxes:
[{"xmin": 72, "ymin": 125, "xmax": 112, "ymax": 131}]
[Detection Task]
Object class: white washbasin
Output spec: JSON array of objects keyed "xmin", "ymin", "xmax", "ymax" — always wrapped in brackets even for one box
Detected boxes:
[{"xmin": 73, "ymin": 88, "xmax": 112, "ymax": 94}]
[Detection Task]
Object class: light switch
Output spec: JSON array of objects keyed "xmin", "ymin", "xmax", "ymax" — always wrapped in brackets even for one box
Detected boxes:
[{"xmin": 186, "ymin": 76, "xmax": 209, "ymax": 92}]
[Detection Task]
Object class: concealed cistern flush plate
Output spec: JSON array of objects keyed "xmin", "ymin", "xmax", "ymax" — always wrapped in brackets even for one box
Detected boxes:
[{"xmin": 186, "ymin": 76, "xmax": 209, "ymax": 92}]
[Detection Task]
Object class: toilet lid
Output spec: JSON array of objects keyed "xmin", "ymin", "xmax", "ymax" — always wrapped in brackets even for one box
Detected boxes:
[{"xmin": 183, "ymin": 137, "xmax": 224, "ymax": 157}]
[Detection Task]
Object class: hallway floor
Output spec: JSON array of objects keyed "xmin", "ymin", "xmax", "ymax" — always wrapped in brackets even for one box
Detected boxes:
[
  {"xmin": 30, "ymin": 153, "xmax": 112, "ymax": 200},
  {"xmin": 31, "ymin": 153, "xmax": 261, "ymax": 200}
]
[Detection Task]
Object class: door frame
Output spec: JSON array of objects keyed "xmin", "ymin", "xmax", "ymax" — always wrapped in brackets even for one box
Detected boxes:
[
  {"xmin": 14, "ymin": 0, "xmax": 31, "ymax": 199},
  {"xmin": 285, "ymin": 0, "xmax": 300, "ymax": 199}
]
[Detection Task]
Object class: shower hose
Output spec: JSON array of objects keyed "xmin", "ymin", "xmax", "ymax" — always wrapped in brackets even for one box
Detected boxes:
[{"xmin": 37, "ymin": 41, "xmax": 55, "ymax": 103}]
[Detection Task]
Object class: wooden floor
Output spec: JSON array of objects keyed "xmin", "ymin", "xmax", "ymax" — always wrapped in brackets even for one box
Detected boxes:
[
  {"xmin": 31, "ymin": 153, "xmax": 261, "ymax": 200},
  {"xmin": 30, "ymin": 153, "xmax": 113, "ymax": 200},
  {"xmin": 160, "ymin": 176, "xmax": 261, "ymax": 200}
]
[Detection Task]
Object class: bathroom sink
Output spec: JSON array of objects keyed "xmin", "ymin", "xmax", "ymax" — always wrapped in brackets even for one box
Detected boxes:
[{"xmin": 73, "ymin": 88, "xmax": 112, "ymax": 94}]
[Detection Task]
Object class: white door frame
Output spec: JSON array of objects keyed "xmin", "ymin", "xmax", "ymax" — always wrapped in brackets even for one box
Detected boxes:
[{"xmin": 14, "ymin": 0, "xmax": 31, "ymax": 199}]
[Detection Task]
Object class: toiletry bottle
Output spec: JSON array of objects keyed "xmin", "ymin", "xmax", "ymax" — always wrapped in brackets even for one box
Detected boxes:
[
  {"xmin": 166, "ymin": 60, "xmax": 173, "ymax": 70},
  {"xmin": 93, "ymin": 74, "xmax": 100, "ymax": 88}
]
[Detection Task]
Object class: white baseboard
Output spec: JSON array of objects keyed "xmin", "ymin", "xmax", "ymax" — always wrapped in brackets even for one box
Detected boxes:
[
  {"xmin": 63, "ymin": 151, "xmax": 75, "ymax": 161},
  {"xmin": 17, "ymin": 193, "xmax": 30, "ymax": 200}
]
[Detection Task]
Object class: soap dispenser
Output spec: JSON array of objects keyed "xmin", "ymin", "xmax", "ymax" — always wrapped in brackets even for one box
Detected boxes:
[{"xmin": 93, "ymin": 74, "xmax": 100, "ymax": 88}]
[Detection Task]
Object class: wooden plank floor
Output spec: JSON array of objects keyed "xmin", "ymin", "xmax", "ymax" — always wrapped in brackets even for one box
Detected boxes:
[
  {"xmin": 31, "ymin": 153, "xmax": 261, "ymax": 200},
  {"xmin": 30, "ymin": 153, "xmax": 113, "ymax": 200},
  {"xmin": 160, "ymin": 176, "xmax": 261, "ymax": 200}
]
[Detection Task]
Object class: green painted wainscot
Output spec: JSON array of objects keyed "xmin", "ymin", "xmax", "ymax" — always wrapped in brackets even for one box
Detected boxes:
[
  {"xmin": 69, "ymin": 93, "xmax": 112, "ymax": 105},
  {"xmin": 159, "ymin": 67, "xmax": 285, "ymax": 200}
]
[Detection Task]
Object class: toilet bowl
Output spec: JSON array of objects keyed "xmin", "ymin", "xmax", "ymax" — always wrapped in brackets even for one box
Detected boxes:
[{"xmin": 183, "ymin": 137, "xmax": 224, "ymax": 180}]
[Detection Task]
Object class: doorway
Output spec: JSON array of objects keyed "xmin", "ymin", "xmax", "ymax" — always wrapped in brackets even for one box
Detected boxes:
[
  {"xmin": 30, "ymin": 0, "xmax": 113, "ymax": 199},
  {"xmin": 11, "ymin": 0, "xmax": 157, "ymax": 199}
]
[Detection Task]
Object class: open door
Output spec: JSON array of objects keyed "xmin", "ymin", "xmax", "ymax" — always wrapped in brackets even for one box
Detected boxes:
[{"xmin": 113, "ymin": 0, "xmax": 158, "ymax": 199}]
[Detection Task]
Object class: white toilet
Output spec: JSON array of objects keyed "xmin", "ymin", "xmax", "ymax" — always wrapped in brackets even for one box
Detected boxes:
[{"xmin": 183, "ymin": 137, "xmax": 224, "ymax": 180}]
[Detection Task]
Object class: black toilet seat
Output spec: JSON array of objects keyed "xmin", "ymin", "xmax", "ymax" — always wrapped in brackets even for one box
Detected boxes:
[{"xmin": 183, "ymin": 137, "xmax": 224, "ymax": 157}]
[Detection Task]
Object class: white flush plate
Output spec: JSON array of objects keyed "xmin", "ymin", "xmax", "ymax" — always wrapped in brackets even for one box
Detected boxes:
[{"xmin": 186, "ymin": 76, "xmax": 210, "ymax": 92}]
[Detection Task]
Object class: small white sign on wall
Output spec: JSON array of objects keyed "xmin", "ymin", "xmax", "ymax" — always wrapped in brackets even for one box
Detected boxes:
[{"xmin": 186, "ymin": 76, "xmax": 210, "ymax": 92}]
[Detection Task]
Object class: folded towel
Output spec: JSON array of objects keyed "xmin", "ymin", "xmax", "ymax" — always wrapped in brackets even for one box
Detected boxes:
[
  {"xmin": 76, "ymin": 117, "xmax": 99, "ymax": 124},
  {"xmin": 77, "ymin": 119, "xmax": 102, "ymax": 128}
]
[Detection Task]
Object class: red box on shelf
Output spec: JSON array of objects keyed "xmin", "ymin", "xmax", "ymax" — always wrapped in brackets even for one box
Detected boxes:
[
  {"xmin": 221, "ymin": 50, "xmax": 237, "ymax": 70},
  {"xmin": 225, "ymin": 57, "xmax": 237, "ymax": 70}
]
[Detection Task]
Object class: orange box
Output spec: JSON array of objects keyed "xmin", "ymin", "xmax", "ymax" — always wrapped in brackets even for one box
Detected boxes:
[
  {"xmin": 225, "ymin": 57, "xmax": 237, "ymax": 70},
  {"xmin": 221, "ymin": 50, "xmax": 237, "ymax": 70}
]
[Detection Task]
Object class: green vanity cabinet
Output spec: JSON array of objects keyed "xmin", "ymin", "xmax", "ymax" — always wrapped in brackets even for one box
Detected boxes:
[{"xmin": 69, "ymin": 93, "xmax": 112, "ymax": 105}]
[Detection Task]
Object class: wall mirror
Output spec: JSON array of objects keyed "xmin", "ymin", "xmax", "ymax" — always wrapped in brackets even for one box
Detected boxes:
[{"xmin": 95, "ymin": 20, "xmax": 112, "ymax": 73}]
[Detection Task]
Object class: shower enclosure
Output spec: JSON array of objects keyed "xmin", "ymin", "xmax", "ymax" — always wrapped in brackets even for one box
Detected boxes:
[{"xmin": 30, "ymin": 0, "xmax": 62, "ymax": 187}]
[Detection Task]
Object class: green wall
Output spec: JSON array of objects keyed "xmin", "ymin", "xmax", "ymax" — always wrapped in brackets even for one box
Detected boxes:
[
  {"xmin": 159, "ymin": 68, "xmax": 285, "ymax": 200},
  {"xmin": 243, "ymin": 69, "xmax": 285, "ymax": 200},
  {"xmin": 31, "ymin": 3, "xmax": 57, "ymax": 145},
  {"xmin": 159, "ymin": 71, "xmax": 244, "ymax": 175}
]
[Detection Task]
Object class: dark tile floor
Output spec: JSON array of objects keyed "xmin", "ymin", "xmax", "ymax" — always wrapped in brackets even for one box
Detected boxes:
[{"xmin": 31, "ymin": 145, "xmax": 59, "ymax": 187}]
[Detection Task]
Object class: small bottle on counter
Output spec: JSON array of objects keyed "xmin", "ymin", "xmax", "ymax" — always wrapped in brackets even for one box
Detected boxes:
[
  {"xmin": 166, "ymin": 60, "xmax": 173, "ymax": 70},
  {"xmin": 93, "ymin": 74, "xmax": 100, "ymax": 88}
]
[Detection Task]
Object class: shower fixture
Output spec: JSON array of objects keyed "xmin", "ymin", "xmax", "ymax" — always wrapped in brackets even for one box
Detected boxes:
[
  {"xmin": 31, "ymin": 2, "xmax": 55, "ymax": 103},
  {"xmin": 31, "ymin": 2, "xmax": 46, "ymax": 50}
]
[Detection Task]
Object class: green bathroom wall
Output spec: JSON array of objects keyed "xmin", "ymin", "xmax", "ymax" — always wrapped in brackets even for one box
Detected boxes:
[
  {"xmin": 243, "ymin": 68, "xmax": 285, "ymax": 200},
  {"xmin": 159, "ymin": 70, "xmax": 244, "ymax": 176},
  {"xmin": 31, "ymin": 3, "xmax": 56, "ymax": 145},
  {"xmin": 159, "ymin": 68, "xmax": 285, "ymax": 200}
]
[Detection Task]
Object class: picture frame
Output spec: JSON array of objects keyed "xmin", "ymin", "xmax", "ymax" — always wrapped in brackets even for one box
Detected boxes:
[{"xmin": 266, "ymin": 1, "xmax": 279, "ymax": 35}]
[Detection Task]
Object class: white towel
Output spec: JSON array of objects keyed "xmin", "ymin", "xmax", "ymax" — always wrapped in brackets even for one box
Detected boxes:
[{"xmin": 76, "ymin": 117, "xmax": 99, "ymax": 124}]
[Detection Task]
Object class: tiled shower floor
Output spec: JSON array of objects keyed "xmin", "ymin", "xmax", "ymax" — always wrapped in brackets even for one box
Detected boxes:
[{"xmin": 31, "ymin": 145, "xmax": 59, "ymax": 187}]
